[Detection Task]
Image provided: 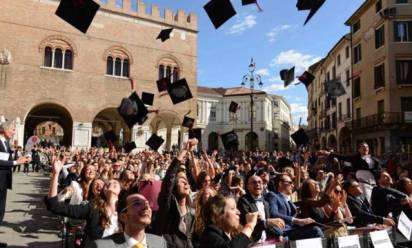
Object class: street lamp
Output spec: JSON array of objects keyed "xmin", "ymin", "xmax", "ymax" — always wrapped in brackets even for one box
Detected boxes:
[{"xmin": 241, "ymin": 58, "xmax": 263, "ymax": 151}]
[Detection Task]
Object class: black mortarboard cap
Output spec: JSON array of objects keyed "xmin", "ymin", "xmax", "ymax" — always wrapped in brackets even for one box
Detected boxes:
[
  {"xmin": 156, "ymin": 28, "xmax": 173, "ymax": 42},
  {"xmin": 157, "ymin": 77, "xmax": 171, "ymax": 93},
  {"xmin": 296, "ymin": 0, "xmax": 326, "ymax": 25},
  {"xmin": 280, "ymin": 66, "xmax": 295, "ymax": 87},
  {"xmin": 242, "ymin": 0, "xmax": 256, "ymax": 5},
  {"xmin": 55, "ymin": 0, "xmax": 100, "ymax": 33},
  {"xmin": 204, "ymin": 0, "xmax": 237, "ymax": 29},
  {"xmin": 189, "ymin": 128, "xmax": 202, "ymax": 142},
  {"xmin": 145, "ymin": 134, "xmax": 164, "ymax": 151},
  {"xmin": 229, "ymin": 101, "xmax": 239, "ymax": 113},
  {"xmin": 124, "ymin": 141, "xmax": 136, "ymax": 153},
  {"xmin": 298, "ymin": 71, "xmax": 315, "ymax": 87},
  {"xmin": 117, "ymin": 92, "xmax": 148, "ymax": 128},
  {"xmin": 291, "ymin": 128, "xmax": 309, "ymax": 148},
  {"xmin": 325, "ymin": 79, "xmax": 346, "ymax": 98},
  {"xmin": 141, "ymin": 92, "xmax": 154, "ymax": 106},
  {"xmin": 167, "ymin": 78, "xmax": 193, "ymax": 105},
  {"xmin": 182, "ymin": 116, "xmax": 195, "ymax": 129},
  {"xmin": 220, "ymin": 130, "xmax": 239, "ymax": 150}
]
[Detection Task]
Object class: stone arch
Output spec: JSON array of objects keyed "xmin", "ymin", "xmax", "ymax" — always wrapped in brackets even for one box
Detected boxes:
[
  {"xmin": 38, "ymin": 35, "xmax": 78, "ymax": 55},
  {"xmin": 103, "ymin": 45, "xmax": 133, "ymax": 64},
  {"xmin": 24, "ymin": 103, "xmax": 73, "ymax": 146},
  {"xmin": 156, "ymin": 54, "xmax": 183, "ymax": 70},
  {"xmin": 321, "ymin": 136, "xmax": 327, "ymax": 149},
  {"xmin": 327, "ymin": 134, "xmax": 337, "ymax": 150},
  {"xmin": 92, "ymin": 107, "xmax": 131, "ymax": 147},
  {"xmin": 148, "ymin": 111, "xmax": 182, "ymax": 151}
]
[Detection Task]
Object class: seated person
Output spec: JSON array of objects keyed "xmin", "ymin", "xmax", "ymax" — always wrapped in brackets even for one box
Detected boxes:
[
  {"xmin": 396, "ymin": 177, "xmax": 412, "ymax": 219},
  {"xmin": 265, "ymin": 174, "xmax": 324, "ymax": 240},
  {"xmin": 343, "ymin": 179, "xmax": 395, "ymax": 227}
]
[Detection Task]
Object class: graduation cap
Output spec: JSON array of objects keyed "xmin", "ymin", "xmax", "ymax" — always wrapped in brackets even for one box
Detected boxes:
[
  {"xmin": 280, "ymin": 66, "xmax": 295, "ymax": 87},
  {"xmin": 324, "ymin": 79, "xmax": 346, "ymax": 98},
  {"xmin": 241, "ymin": 0, "xmax": 263, "ymax": 11},
  {"xmin": 124, "ymin": 141, "xmax": 136, "ymax": 153},
  {"xmin": 182, "ymin": 110, "xmax": 195, "ymax": 129},
  {"xmin": 156, "ymin": 28, "xmax": 173, "ymax": 42},
  {"xmin": 204, "ymin": 0, "xmax": 237, "ymax": 29},
  {"xmin": 291, "ymin": 128, "xmax": 309, "ymax": 148},
  {"xmin": 145, "ymin": 134, "xmax": 164, "ymax": 151},
  {"xmin": 167, "ymin": 78, "xmax": 193, "ymax": 105},
  {"xmin": 189, "ymin": 128, "xmax": 202, "ymax": 142},
  {"xmin": 55, "ymin": 0, "xmax": 100, "ymax": 33},
  {"xmin": 117, "ymin": 92, "xmax": 148, "ymax": 128},
  {"xmin": 156, "ymin": 77, "xmax": 171, "ymax": 93},
  {"xmin": 229, "ymin": 101, "xmax": 239, "ymax": 113},
  {"xmin": 298, "ymin": 71, "xmax": 315, "ymax": 87},
  {"xmin": 296, "ymin": 0, "xmax": 326, "ymax": 25},
  {"xmin": 141, "ymin": 92, "xmax": 154, "ymax": 106},
  {"xmin": 220, "ymin": 130, "xmax": 239, "ymax": 150}
]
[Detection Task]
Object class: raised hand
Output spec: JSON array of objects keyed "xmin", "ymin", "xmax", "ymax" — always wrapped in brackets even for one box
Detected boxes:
[{"xmin": 52, "ymin": 159, "xmax": 63, "ymax": 175}]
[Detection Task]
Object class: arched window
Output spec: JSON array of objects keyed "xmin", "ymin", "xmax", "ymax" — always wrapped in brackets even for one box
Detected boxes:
[
  {"xmin": 115, "ymin": 58, "xmax": 122, "ymax": 76},
  {"xmin": 106, "ymin": 56, "xmax": 113, "ymax": 75},
  {"xmin": 44, "ymin": 46, "xmax": 53, "ymax": 67},
  {"xmin": 64, "ymin": 50, "xmax": 73, "ymax": 69},
  {"xmin": 158, "ymin": 57, "xmax": 181, "ymax": 82},
  {"xmin": 54, "ymin": 48, "xmax": 63, "ymax": 68},
  {"xmin": 123, "ymin": 59, "xmax": 129, "ymax": 77},
  {"xmin": 166, "ymin": 66, "xmax": 172, "ymax": 79},
  {"xmin": 104, "ymin": 47, "xmax": 131, "ymax": 78},
  {"xmin": 158, "ymin": 65, "xmax": 165, "ymax": 79}
]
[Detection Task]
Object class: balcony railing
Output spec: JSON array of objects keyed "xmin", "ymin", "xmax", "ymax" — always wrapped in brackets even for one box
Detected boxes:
[{"xmin": 351, "ymin": 112, "xmax": 412, "ymax": 130}]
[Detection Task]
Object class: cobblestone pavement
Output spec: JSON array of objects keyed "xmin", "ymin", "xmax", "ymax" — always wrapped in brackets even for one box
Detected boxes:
[{"xmin": 0, "ymin": 172, "xmax": 61, "ymax": 247}]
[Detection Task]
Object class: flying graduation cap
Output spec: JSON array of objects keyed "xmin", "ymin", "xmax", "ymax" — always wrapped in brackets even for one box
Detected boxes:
[
  {"xmin": 241, "ymin": 0, "xmax": 263, "ymax": 12},
  {"xmin": 280, "ymin": 66, "xmax": 295, "ymax": 87},
  {"xmin": 156, "ymin": 77, "xmax": 171, "ymax": 93},
  {"xmin": 291, "ymin": 128, "xmax": 309, "ymax": 148},
  {"xmin": 229, "ymin": 101, "xmax": 239, "ymax": 113},
  {"xmin": 296, "ymin": 0, "xmax": 326, "ymax": 25},
  {"xmin": 298, "ymin": 71, "xmax": 315, "ymax": 87},
  {"xmin": 325, "ymin": 79, "xmax": 346, "ymax": 98},
  {"xmin": 55, "ymin": 0, "xmax": 100, "ymax": 33},
  {"xmin": 182, "ymin": 111, "xmax": 195, "ymax": 129},
  {"xmin": 141, "ymin": 92, "xmax": 154, "ymax": 106},
  {"xmin": 118, "ymin": 92, "xmax": 148, "ymax": 128},
  {"xmin": 167, "ymin": 78, "xmax": 193, "ymax": 105},
  {"xmin": 204, "ymin": 0, "xmax": 237, "ymax": 29},
  {"xmin": 157, "ymin": 28, "xmax": 173, "ymax": 42},
  {"xmin": 124, "ymin": 141, "xmax": 137, "ymax": 153},
  {"xmin": 145, "ymin": 133, "xmax": 164, "ymax": 151}
]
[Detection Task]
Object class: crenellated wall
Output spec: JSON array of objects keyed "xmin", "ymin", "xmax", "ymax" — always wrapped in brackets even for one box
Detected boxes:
[{"xmin": 99, "ymin": 0, "xmax": 197, "ymax": 31}]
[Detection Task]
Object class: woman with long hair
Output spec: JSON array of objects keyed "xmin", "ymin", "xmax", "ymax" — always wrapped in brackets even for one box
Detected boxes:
[
  {"xmin": 200, "ymin": 195, "xmax": 258, "ymax": 248},
  {"xmin": 45, "ymin": 158, "xmax": 121, "ymax": 247},
  {"xmin": 194, "ymin": 186, "xmax": 217, "ymax": 238},
  {"xmin": 58, "ymin": 164, "xmax": 96, "ymax": 204}
]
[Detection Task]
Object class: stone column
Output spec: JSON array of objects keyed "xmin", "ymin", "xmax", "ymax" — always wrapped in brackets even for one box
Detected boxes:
[{"xmin": 72, "ymin": 122, "xmax": 92, "ymax": 149}]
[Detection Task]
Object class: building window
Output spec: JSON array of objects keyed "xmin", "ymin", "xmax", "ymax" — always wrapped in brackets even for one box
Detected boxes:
[
  {"xmin": 354, "ymin": 77, "xmax": 361, "ymax": 98},
  {"xmin": 375, "ymin": 25, "xmax": 385, "ymax": 49},
  {"xmin": 337, "ymin": 55, "xmax": 341, "ymax": 66},
  {"xmin": 347, "ymin": 98, "xmax": 351, "ymax": 117},
  {"xmin": 106, "ymin": 56, "xmax": 129, "ymax": 77},
  {"xmin": 353, "ymin": 44, "xmax": 362, "ymax": 64},
  {"xmin": 401, "ymin": 97, "xmax": 412, "ymax": 111},
  {"xmin": 396, "ymin": 0, "xmax": 409, "ymax": 4},
  {"xmin": 353, "ymin": 20, "xmax": 360, "ymax": 33},
  {"xmin": 394, "ymin": 21, "xmax": 412, "ymax": 42},
  {"xmin": 210, "ymin": 106, "xmax": 216, "ymax": 121},
  {"xmin": 374, "ymin": 63, "xmax": 385, "ymax": 89},
  {"xmin": 356, "ymin": 108, "xmax": 361, "ymax": 127},
  {"xmin": 158, "ymin": 59, "xmax": 180, "ymax": 82},
  {"xmin": 326, "ymin": 71, "xmax": 330, "ymax": 81},
  {"xmin": 376, "ymin": 0, "xmax": 382, "ymax": 12},
  {"xmin": 345, "ymin": 69, "xmax": 350, "ymax": 86},
  {"xmin": 332, "ymin": 66, "xmax": 336, "ymax": 79},
  {"xmin": 106, "ymin": 56, "xmax": 113, "ymax": 75},
  {"xmin": 345, "ymin": 46, "xmax": 350, "ymax": 58},
  {"xmin": 43, "ymin": 46, "xmax": 73, "ymax": 70},
  {"xmin": 396, "ymin": 60, "xmax": 412, "ymax": 84},
  {"xmin": 338, "ymin": 102, "xmax": 342, "ymax": 120}
]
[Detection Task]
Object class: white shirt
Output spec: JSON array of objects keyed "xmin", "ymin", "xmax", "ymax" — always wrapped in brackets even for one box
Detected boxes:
[
  {"xmin": 124, "ymin": 233, "xmax": 147, "ymax": 248},
  {"xmin": 255, "ymin": 196, "xmax": 267, "ymax": 243},
  {"xmin": 102, "ymin": 212, "xmax": 119, "ymax": 238}
]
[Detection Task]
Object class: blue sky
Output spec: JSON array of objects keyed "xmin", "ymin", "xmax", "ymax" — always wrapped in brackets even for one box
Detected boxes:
[{"xmin": 129, "ymin": 0, "xmax": 365, "ymax": 124}]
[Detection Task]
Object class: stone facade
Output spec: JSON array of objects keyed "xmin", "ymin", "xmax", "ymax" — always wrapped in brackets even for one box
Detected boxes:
[
  {"xmin": 0, "ymin": 0, "xmax": 197, "ymax": 150},
  {"xmin": 197, "ymin": 87, "xmax": 292, "ymax": 152}
]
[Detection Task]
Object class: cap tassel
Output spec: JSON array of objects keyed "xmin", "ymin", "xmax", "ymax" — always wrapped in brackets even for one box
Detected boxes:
[{"xmin": 255, "ymin": 1, "xmax": 263, "ymax": 12}]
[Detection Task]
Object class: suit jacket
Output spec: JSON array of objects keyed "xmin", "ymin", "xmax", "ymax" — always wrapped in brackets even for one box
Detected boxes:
[
  {"xmin": 237, "ymin": 193, "xmax": 280, "ymax": 242},
  {"xmin": 329, "ymin": 152, "xmax": 381, "ymax": 176},
  {"xmin": 199, "ymin": 225, "xmax": 251, "ymax": 248},
  {"xmin": 0, "ymin": 139, "xmax": 13, "ymax": 190},
  {"xmin": 86, "ymin": 232, "xmax": 167, "ymax": 248},
  {"xmin": 347, "ymin": 194, "xmax": 384, "ymax": 227},
  {"xmin": 371, "ymin": 185, "xmax": 407, "ymax": 218},
  {"xmin": 264, "ymin": 191, "xmax": 297, "ymax": 227}
]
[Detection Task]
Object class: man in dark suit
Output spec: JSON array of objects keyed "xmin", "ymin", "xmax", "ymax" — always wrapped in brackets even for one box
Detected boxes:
[
  {"xmin": 86, "ymin": 193, "xmax": 166, "ymax": 248},
  {"xmin": 343, "ymin": 179, "xmax": 395, "ymax": 227},
  {"xmin": 238, "ymin": 174, "xmax": 285, "ymax": 243},
  {"xmin": 0, "ymin": 121, "xmax": 31, "ymax": 247},
  {"xmin": 265, "ymin": 174, "xmax": 324, "ymax": 240}
]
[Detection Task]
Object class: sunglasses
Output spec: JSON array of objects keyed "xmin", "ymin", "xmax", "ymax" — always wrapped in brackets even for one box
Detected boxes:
[{"xmin": 281, "ymin": 180, "xmax": 293, "ymax": 185}]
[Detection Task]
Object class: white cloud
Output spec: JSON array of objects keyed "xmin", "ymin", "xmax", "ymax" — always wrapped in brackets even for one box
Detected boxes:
[
  {"xmin": 290, "ymin": 102, "xmax": 308, "ymax": 124},
  {"xmin": 255, "ymin": 68, "xmax": 270, "ymax": 77},
  {"xmin": 228, "ymin": 15, "xmax": 257, "ymax": 35},
  {"xmin": 262, "ymin": 75, "xmax": 298, "ymax": 93},
  {"xmin": 266, "ymin": 24, "xmax": 293, "ymax": 42},
  {"xmin": 270, "ymin": 50, "xmax": 322, "ymax": 72}
]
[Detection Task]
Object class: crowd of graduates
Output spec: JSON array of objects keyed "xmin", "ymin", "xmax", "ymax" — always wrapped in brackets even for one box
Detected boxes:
[{"xmin": 41, "ymin": 139, "xmax": 412, "ymax": 248}]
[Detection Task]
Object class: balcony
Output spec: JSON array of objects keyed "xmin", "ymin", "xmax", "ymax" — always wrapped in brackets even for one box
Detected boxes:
[{"xmin": 351, "ymin": 112, "xmax": 412, "ymax": 130}]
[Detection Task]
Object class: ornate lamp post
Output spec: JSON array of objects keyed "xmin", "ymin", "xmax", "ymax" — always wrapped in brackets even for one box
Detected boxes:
[{"xmin": 241, "ymin": 58, "xmax": 263, "ymax": 151}]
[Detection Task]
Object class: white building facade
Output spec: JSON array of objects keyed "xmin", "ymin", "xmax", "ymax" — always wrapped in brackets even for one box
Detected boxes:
[{"xmin": 196, "ymin": 86, "xmax": 292, "ymax": 152}]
